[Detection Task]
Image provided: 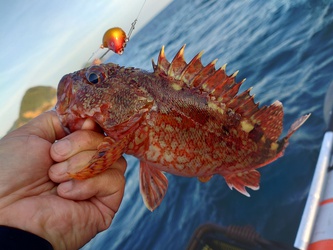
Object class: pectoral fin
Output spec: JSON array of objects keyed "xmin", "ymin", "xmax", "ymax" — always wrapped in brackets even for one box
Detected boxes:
[
  {"xmin": 140, "ymin": 161, "xmax": 168, "ymax": 211},
  {"xmin": 224, "ymin": 169, "xmax": 260, "ymax": 197},
  {"xmin": 68, "ymin": 136, "xmax": 127, "ymax": 180}
]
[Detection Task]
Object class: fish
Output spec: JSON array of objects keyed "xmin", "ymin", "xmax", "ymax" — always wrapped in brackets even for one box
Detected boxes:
[{"xmin": 55, "ymin": 45, "xmax": 310, "ymax": 211}]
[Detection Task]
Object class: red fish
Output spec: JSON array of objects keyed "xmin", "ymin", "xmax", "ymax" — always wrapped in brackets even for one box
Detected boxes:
[{"xmin": 56, "ymin": 45, "xmax": 310, "ymax": 211}]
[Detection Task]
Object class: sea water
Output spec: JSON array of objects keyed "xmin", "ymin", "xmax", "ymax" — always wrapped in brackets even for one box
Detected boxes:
[{"xmin": 83, "ymin": 0, "xmax": 333, "ymax": 249}]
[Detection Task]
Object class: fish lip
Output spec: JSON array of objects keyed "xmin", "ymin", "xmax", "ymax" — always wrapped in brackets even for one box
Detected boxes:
[
  {"xmin": 55, "ymin": 75, "xmax": 72, "ymax": 113},
  {"xmin": 55, "ymin": 74, "xmax": 76, "ymax": 132},
  {"xmin": 55, "ymin": 92, "xmax": 89, "ymax": 133},
  {"xmin": 54, "ymin": 107, "xmax": 71, "ymax": 134}
]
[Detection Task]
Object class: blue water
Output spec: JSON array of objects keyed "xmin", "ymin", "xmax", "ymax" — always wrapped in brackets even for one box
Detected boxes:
[{"xmin": 82, "ymin": 0, "xmax": 333, "ymax": 249}]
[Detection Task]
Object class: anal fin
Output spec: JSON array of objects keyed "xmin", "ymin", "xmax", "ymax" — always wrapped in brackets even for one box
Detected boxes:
[
  {"xmin": 140, "ymin": 161, "xmax": 168, "ymax": 211},
  {"xmin": 224, "ymin": 169, "xmax": 260, "ymax": 197}
]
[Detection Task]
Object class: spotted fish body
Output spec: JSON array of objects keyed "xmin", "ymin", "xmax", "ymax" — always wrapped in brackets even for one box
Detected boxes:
[{"xmin": 56, "ymin": 45, "xmax": 310, "ymax": 211}]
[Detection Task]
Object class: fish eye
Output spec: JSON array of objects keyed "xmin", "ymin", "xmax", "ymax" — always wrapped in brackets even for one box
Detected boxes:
[
  {"xmin": 86, "ymin": 66, "xmax": 107, "ymax": 84},
  {"xmin": 87, "ymin": 72, "xmax": 99, "ymax": 84}
]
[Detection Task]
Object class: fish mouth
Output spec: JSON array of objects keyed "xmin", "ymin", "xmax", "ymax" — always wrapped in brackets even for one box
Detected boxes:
[
  {"xmin": 55, "ymin": 74, "xmax": 87, "ymax": 133},
  {"xmin": 56, "ymin": 112, "xmax": 86, "ymax": 134}
]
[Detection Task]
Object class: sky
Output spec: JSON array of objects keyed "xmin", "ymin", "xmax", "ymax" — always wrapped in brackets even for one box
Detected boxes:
[{"xmin": 0, "ymin": 0, "xmax": 172, "ymax": 137}]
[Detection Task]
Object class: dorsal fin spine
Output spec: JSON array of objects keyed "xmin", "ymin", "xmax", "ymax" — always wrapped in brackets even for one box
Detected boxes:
[
  {"xmin": 189, "ymin": 60, "xmax": 217, "ymax": 88},
  {"xmin": 221, "ymin": 63, "xmax": 227, "ymax": 70},
  {"xmin": 168, "ymin": 45, "xmax": 187, "ymax": 78},
  {"xmin": 202, "ymin": 66, "xmax": 227, "ymax": 93},
  {"xmin": 231, "ymin": 70, "xmax": 239, "ymax": 78},
  {"xmin": 179, "ymin": 51, "xmax": 204, "ymax": 86},
  {"xmin": 157, "ymin": 46, "xmax": 169, "ymax": 74}
]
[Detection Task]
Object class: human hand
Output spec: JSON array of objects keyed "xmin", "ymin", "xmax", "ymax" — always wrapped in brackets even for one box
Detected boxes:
[{"xmin": 0, "ymin": 110, "xmax": 126, "ymax": 250}]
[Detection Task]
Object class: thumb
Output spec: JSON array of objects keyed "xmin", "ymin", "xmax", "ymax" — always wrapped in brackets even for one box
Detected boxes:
[{"xmin": 8, "ymin": 111, "xmax": 67, "ymax": 142}]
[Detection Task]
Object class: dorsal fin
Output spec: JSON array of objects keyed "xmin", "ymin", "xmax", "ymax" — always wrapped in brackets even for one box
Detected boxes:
[
  {"xmin": 153, "ymin": 45, "xmax": 246, "ymax": 98},
  {"xmin": 151, "ymin": 46, "xmax": 309, "ymax": 142},
  {"xmin": 152, "ymin": 45, "xmax": 258, "ymax": 117},
  {"xmin": 154, "ymin": 47, "xmax": 285, "ymax": 121}
]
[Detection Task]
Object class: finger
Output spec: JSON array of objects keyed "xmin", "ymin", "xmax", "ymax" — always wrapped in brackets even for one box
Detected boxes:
[
  {"xmin": 51, "ymin": 129, "xmax": 105, "ymax": 162},
  {"xmin": 81, "ymin": 118, "xmax": 104, "ymax": 133},
  {"xmin": 49, "ymin": 150, "xmax": 97, "ymax": 183},
  {"xmin": 57, "ymin": 157, "xmax": 127, "ymax": 200},
  {"xmin": 8, "ymin": 110, "xmax": 67, "ymax": 142},
  {"xmin": 50, "ymin": 155, "xmax": 127, "ymax": 183}
]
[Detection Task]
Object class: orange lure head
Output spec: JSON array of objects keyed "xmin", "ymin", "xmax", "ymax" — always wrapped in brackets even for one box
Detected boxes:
[{"xmin": 102, "ymin": 27, "xmax": 127, "ymax": 54}]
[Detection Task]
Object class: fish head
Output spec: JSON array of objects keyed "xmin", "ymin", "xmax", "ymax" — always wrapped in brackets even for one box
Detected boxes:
[{"xmin": 55, "ymin": 63, "xmax": 153, "ymax": 135}]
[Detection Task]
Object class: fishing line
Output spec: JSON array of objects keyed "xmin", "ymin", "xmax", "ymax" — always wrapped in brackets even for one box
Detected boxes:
[{"xmin": 127, "ymin": 0, "xmax": 147, "ymax": 41}]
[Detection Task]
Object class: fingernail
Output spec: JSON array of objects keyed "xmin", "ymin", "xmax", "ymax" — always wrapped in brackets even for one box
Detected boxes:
[
  {"xmin": 51, "ymin": 162, "xmax": 68, "ymax": 176},
  {"xmin": 59, "ymin": 181, "xmax": 73, "ymax": 193},
  {"xmin": 53, "ymin": 139, "xmax": 71, "ymax": 156}
]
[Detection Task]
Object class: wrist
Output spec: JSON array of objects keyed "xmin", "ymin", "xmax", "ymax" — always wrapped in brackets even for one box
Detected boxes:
[{"xmin": 0, "ymin": 205, "xmax": 61, "ymax": 250}]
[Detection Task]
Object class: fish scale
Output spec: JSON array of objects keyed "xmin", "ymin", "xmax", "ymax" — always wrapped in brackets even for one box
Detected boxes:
[{"xmin": 55, "ymin": 45, "xmax": 310, "ymax": 211}]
